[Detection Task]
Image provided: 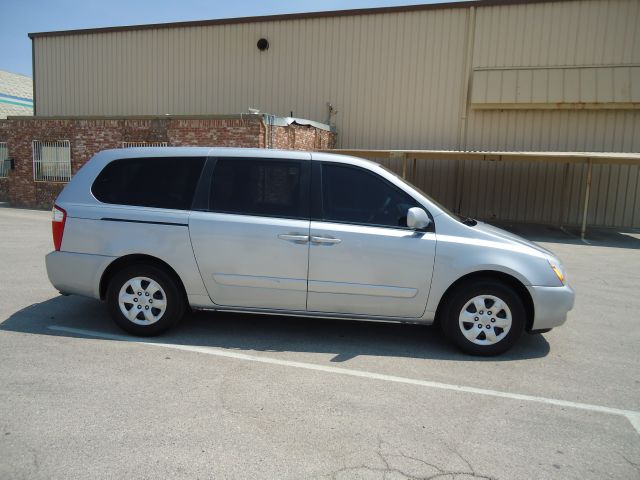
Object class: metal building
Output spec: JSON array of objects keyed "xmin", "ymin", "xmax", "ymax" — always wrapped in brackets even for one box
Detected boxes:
[
  {"xmin": 24, "ymin": 0, "xmax": 640, "ymax": 229},
  {"xmin": 29, "ymin": 0, "xmax": 639, "ymax": 151}
]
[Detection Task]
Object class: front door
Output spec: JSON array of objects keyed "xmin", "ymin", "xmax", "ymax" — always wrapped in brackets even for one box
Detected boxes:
[
  {"xmin": 307, "ymin": 162, "xmax": 436, "ymax": 318},
  {"xmin": 189, "ymin": 155, "xmax": 311, "ymax": 310}
]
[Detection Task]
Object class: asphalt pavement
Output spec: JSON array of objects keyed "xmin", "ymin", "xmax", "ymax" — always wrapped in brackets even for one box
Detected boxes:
[{"xmin": 1, "ymin": 205, "xmax": 639, "ymax": 479}]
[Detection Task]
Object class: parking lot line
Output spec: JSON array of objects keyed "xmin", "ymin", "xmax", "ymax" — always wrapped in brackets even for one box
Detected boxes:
[{"xmin": 49, "ymin": 324, "xmax": 640, "ymax": 435}]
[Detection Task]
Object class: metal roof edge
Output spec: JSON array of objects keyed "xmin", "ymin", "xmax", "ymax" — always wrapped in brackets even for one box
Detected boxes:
[
  {"xmin": 28, "ymin": 0, "xmax": 581, "ymax": 39},
  {"xmin": 267, "ymin": 116, "xmax": 334, "ymax": 132}
]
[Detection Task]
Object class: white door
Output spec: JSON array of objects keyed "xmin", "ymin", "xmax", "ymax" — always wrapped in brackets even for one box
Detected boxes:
[
  {"xmin": 189, "ymin": 156, "xmax": 311, "ymax": 310},
  {"xmin": 307, "ymin": 162, "xmax": 436, "ymax": 318}
]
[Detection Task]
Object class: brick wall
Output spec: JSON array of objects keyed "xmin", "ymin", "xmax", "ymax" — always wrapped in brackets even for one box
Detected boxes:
[
  {"xmin": 0, "ymin": 178, "xmax": 8, "ymax": 202},
  {"xmin": 270, "ymin": 124, "xmax": 337, "ymax": 150},
  {"xmin": 0, "ymin": 116, "xmax": 336, "ymax": 208}
]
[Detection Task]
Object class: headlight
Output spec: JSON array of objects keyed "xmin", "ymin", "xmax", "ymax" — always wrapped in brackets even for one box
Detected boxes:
[{"xmin": 548, "ymin": 259, "xmax": 566, "ymax": 285}]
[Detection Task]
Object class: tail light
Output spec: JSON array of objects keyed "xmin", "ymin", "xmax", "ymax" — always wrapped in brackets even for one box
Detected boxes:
[{"xmin": 52, "ymin": 205, "xmax": 67, "ymax": 251}]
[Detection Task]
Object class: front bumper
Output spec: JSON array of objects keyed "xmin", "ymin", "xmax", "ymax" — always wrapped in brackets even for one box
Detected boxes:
[
  {"xmin": 526, "ymin": 284, "xmax": 575, "ymax": 330},
  {"xmin": 45, "ymin": 251, "xmax": 115, "ymax": 299}
]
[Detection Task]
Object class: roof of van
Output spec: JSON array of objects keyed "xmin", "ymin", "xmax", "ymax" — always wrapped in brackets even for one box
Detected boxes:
[{"xmin": 102, "ymin": 147, "xmax": 315, "ymax": 159}]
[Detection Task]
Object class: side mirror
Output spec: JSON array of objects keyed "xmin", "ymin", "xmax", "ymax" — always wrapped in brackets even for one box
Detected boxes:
[{"xmin": 407, "ymin": 207, "xmax": 431, "ymax": 230}]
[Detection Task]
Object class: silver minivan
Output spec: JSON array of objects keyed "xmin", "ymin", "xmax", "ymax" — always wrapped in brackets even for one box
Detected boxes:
[{"xmin": 46, "ymin": 148, "xmax": 574, "ymax": 355}]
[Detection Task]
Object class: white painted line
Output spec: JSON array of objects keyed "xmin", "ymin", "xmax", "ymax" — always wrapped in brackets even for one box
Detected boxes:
[{"xmin": 49, "ymin": 325, "xmax": 640, "ymax": 434}]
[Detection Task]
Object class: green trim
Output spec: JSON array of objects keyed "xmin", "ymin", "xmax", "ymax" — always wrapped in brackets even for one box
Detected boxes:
[{"xmin": 0, "ymin": 98, "xmax": 33, "ymax": 108}]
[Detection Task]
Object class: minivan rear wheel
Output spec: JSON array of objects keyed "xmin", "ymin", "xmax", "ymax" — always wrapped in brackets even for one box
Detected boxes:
[
  {"xmin": 442, "ymin": 280, "xmax": 525, "ymax": 356},
  {"xmin": 106, "ymin": 264, "xmax": 185, "ymax": 336}
]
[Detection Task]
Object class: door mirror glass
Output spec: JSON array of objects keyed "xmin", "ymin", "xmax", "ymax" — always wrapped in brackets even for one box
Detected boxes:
[{"xmin": 406, "ymin": 207, "xmax": 431, "ymax": 230}]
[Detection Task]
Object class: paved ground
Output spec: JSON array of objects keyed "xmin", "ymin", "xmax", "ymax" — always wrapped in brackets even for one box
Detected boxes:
[{"xmin": 0, "ymin": 205, "xmax": 639, "ymax": 480}]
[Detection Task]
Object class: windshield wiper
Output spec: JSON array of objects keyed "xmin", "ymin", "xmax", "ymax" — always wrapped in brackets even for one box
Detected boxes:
[{"xmin": 461, "ymin": 216, "xmax": 477, "ymax": 226}]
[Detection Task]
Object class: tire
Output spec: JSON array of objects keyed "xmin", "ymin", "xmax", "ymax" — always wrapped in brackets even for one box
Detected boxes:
[
  {"xmin": 441, "ymin": 279, "xmax": 525, "ymax": 356},
  {"xmin": 106, "ymin": 263, "xmax": 185, "ymax": 336}
]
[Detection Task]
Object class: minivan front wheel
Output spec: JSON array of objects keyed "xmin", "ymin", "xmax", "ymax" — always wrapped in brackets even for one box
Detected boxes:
[
  {"xmin": 106, "ymin": 264, "xmax": 185, "ymax": 336},
  {"xmin": 443, "ymin": 280, "xmax": 525, "ymax": 356}
]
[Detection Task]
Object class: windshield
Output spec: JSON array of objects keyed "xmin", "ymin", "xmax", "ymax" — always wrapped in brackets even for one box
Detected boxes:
[{"xmin": 376, "ymin": 163, "xmax": 465, "ymax": 221}]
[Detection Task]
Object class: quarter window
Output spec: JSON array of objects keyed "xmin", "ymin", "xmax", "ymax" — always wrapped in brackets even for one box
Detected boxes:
[
  {"xmin": 209, "ymin": 158, "xmax": 307, "ymax": 219},
  {"xmin": 91, "ymin": 157, "xmax": 206, "ymax": 210},
  {"xmin": 320, "ymin": 163, "xmax": 418, "ymax": 228}
]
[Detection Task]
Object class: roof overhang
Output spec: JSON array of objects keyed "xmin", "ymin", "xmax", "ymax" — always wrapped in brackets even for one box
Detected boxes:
[{"xmin": 28, "ymin": 0, "xmax": 581, "ymax": 39}]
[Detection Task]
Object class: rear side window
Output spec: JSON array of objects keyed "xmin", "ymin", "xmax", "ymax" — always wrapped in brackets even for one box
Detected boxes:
[
  {"xmin": 92, "ymin": 157, "xmax": 206, "ymax": 210},
  {"xmin": 209, "ymin": 158, "xmax": 308, "ymax": 219},
  {"xmin": 320, "ymin": 163, "xmax": 418, "ymax": 228}
]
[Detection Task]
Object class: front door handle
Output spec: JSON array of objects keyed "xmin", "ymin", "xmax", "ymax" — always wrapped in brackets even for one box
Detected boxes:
[
  {"xmin": 310, "ymin": 236, "xmax": 342, "ymax": 245},
  {"xmin": 278, "ymin": 233, "xmax": 309, "ymax": 244}
]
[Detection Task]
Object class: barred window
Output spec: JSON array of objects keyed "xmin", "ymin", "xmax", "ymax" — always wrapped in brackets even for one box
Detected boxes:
[
  {"xmin": 0, "ymin": 143, "xmax": 8, "ymax": 178},
  {"xmin": 32, "ymin": 140, "xmax": 71, "ymax": 182}
]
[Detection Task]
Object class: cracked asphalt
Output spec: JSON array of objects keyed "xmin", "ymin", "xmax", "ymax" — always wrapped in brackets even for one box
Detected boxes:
[{"xmin": 1, "ymin": 205, "xmax": 639, "ymax": 479}]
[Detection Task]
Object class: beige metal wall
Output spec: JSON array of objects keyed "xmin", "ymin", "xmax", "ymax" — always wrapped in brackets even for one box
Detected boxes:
[
  {"xmin": 33, "ymin": 0, "xmax": 640, "ymax": 152},
  {"xmin": 454, "ymin": 0, "xmax": 640, "ymax": 228},
  {"xmin": 465, "ymin": 0, "xmax": 640, "ymax": 152},
  {"xmin": 377, "ymin": 156, "xmax": 640, "ymax": 228},
  {"xmin": 33, "ymin": 5, "xmax": 468, "ymax": 149},
  {"xmin": 32, "ymin": 0, "xmax": 640, "ymax": 228}
]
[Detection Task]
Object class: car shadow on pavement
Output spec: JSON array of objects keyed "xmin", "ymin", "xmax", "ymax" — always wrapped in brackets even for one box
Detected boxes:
[
  {"xmin": 1, "ymin": 294, "xmax": 550, "ymax": 362},
  {"xmin": 493, "ymin": 222, "xmax": 640, "ymax": 250}
]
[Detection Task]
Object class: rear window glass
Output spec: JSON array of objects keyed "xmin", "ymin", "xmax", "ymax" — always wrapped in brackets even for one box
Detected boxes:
[{"xmin": 91, "ymin": 157, "xmax": 205, "ymax": 210}]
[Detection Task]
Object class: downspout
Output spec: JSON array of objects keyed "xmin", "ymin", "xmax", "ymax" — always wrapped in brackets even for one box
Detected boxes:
[
  {"xmin": 270, "ymin": 115, "xmax": 274, "ymax": 148},
  {"xmin": 459, "ymin": 5, "xmax": 476, "ymax": 151},
  {"xmin": 454, "ymin": 5, "xmax": 476, "ymax": 213},
  {"xmin": 31, "ymin": 36, "xmax": 37, "ymax": 116},
  {"xmin": 261, "ymin": 114, "xmax": 275, "ymax": 149},
  {"xmin": 261, "ymin": 116, "xmax": 268, "ymax": 148}
]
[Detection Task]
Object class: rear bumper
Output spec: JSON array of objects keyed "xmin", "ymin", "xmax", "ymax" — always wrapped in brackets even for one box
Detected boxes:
[
  {"xmin": 527, "ymin": 284, "xmax": 575, "ymax": 330},
  {"xmin": 45, "ymin": 251, "xmax": 115, "ymax": 299}
]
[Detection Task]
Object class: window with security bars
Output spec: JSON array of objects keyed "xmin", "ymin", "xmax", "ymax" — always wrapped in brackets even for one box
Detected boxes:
[
  {"xmin": 32, "ymin": 140, "xmax": 72, "ymax": 182},
  {"xmin": 121, "ymin": 142, "xmax": 169, "ymax": 148},
  {"xmin": 0, "ymin": 143, "xmax": 8, "ymax": 178}
]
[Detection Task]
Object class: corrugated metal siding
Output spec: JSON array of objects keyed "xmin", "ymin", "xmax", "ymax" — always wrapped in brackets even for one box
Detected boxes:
[
  {"xmin": 464, "ymin": 110, "xmax": 640, "ymax": 152},
  {"xmin": 457, "ymin": 0, "xmax": 640, "ymax": 228},
  {"xmin": 33, "ymin": 0, "xmax": 640, "ymax": 152},
  {"xmin": 376, "ymin": 156, "xmax": 640, "ymax": 228},
  {"xmin": 32, "ymin": 0, "xmax": 640, "ymax": 228},
  {"xmin": 34, "ymin": 9, "xmax": 469, "ymax": 150},
  {"xmin": 466, "ymin": 0, "xmax": 640, "ymax": 151},
  {"xmin": 471, "ymin": 65, "xmax": 640, "ymax": 108}
]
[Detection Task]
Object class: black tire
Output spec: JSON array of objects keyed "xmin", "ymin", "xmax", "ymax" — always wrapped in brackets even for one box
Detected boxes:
[
  {"xmin": 106, "ymin": 263, "xmax": 185, "ymax": 336},
  {"xmin": 441, "ymin": 279, "xmax": 525, "ymax": 356}
]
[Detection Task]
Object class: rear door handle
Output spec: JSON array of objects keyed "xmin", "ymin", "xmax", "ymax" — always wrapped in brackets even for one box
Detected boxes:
[
  {"xmin": 278, "ymin": 233, "xmax": 310, "ymax": 244},
  {"xmin": 310, "ymin": 236, "xmax": 342, "ymax": 245}
]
